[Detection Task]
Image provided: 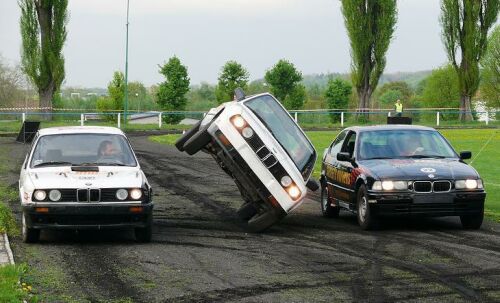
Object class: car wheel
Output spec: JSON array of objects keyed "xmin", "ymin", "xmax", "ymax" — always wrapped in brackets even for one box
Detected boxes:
[
  {"xmin": 246, "ymin": 208, "xmax": 280, "ymax": 233},
  {"xmin": 237, "ymin": 202, "xmax": 258, "ymax": 221},
  {"xmin": 321, "ymin": 185, "xmax": 340, "ymax": 218},
  {"xmin": 183, "ymin": 123, "xmax": 212, "ymax": 155},
  {"xmin": 460, "ymin": 211, "xmax": 484, "ymax": 230},
  {"xmin": 135, "ymin": 217, "xmax": 153, "ymax": 243},
  {"xmin": 22, "ymin": 212, "xmax": 39, "ymax": 243},
  {"xmin": 356, "ymin": 185, "xmax": 377, "ymax": 230},
  {"xmin": 175, "ymin": 120, "xmax": 201, "ymax": 152}
]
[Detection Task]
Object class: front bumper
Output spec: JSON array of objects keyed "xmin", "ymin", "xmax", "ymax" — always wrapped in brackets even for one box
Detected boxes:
[
  {"xmin": 22, "ymin": 202, "xmax": 154, "ymax": 229},
  {"xmin": 367, "ymin": 191, "xmax": 485, "ymax": 217}
]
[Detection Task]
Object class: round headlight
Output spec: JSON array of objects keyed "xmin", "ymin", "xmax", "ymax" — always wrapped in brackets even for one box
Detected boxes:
[
  {"xmin": 281, "ymin": 176, "xmax": 293, "ymax": 187},
  {"xmin": 465, "ymin": 179, "xmax": 478, "ymax": 189},
  {"xmin": 394, "ymin": 181, "xmax": 408, "ymax": 190},
  {"xmin": 49, "ymin": 190, "xmax": 62, "ymax": 201},
  {"xmin": 241, "ymin": 127, "xmax": 254, "ymax": 138},
  {"xmin": 129, "ymin": 188, "xmax": 143, "ymax": 200},
  {"xmin": 381, "ymin": 181, "xmax": 394, "ymax": 190},
  {"xmin": 116, "ymin": 189, "xmax": 128, "ymax": 201},
  {"xmin": 34, "ymin": 190, "xmax": 46, "ymax": 201},
  {"xmin": 287, "ymin": 185, "xmax": 301, "ymax": 200},
  {"xmin": 231, "ymin": 116, "xmax": 246, "ymax": 129}
]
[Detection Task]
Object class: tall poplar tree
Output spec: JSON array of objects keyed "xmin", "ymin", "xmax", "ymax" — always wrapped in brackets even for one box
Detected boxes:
[
  {"xmin": 341, "ymin": 0, "xmax": 397, "ymax": 115},
  {"xmin": 19, "ymin": 0, "xmax": 68, "ymax": 111},
  {"xmin": 440, "ymin": 0, "xmax": 499, "ymax": 121}
]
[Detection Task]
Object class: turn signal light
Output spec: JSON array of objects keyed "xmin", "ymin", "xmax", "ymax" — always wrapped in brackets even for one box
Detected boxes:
[
  {"xmin": 129, "ymin": 206, "xmax": 143, "ymax": 213},
  {"xmin": 35, "ymin": 207, "xmax": 49, "ymax": 213}
]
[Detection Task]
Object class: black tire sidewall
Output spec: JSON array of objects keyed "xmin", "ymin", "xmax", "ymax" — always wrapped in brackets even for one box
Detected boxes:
[{"xmin": 357, "ymin": 185, "xmax": 373, "ymax": 230}]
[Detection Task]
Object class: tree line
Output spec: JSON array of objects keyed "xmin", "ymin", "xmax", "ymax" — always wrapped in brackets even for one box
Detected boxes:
[{"xmin": 7, "ymin": 0, "xmax": 500, "ymax": 123}]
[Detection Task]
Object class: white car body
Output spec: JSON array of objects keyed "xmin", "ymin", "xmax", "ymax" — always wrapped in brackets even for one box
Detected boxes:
[{"xmin": 19, "ymin": 126, "xmax": 153, "ymax": 242}]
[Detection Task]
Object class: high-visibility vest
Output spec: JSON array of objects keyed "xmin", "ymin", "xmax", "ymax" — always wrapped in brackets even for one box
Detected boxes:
[{"xmin": 395, "ymin": 103, "xmax": 403, "ymax": 113}]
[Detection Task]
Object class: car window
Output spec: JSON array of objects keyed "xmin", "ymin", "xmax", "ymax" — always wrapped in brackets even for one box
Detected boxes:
[
  {"xmin": 329, "ymin": 130, "xmax": 348, "ymax": 156},
  {"xmin": 30, "ymin": 133, "xmax": 137, "ymax": 167},
  {"xmin": 341, "ymin": 132, "xmax": 357, "ymax": 157}
]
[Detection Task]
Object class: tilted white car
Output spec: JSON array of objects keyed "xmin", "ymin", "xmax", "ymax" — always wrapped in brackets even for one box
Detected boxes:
[
  {"xmin": 176, "ymin": 92, "xmax": 318, "ymax": 232},
  {"xmin": 18, "ymin": 126, "xmax": 153, "ymax": 243}
]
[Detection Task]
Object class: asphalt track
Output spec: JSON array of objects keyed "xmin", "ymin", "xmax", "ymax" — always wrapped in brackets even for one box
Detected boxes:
[{"xmin": 5, "ymin": 135, "xmax": 500, "ymax": 303}]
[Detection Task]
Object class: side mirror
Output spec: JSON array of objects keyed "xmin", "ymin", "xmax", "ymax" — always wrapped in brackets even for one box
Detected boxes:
[
  {"xmin": 460, "ymin": 151, "xmax": 472, "ymax": 160},
  {"xmin": 306, "ymin": 178, "xmax": 319, "ymax": 191},
  {"xmin": 337, "ymin": 152, "xmax": 352, "ymax": 162}
]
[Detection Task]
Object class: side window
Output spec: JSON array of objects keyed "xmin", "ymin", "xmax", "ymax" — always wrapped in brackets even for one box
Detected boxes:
[
  {"xmin": 329, "ymin": 130, "xmax": 348, "ymax": 156},
  {"xmin": 341, "ymin": 132, "xmax": 357, "ymax": 157},
  {"xmin": 24, "ymin": 134, "xmax": 39, "ymax": 169}
]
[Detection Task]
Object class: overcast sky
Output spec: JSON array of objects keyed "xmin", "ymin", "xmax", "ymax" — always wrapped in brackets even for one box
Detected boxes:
[{"xmin": 0, "ymin": 0, "xmax": 449, "ymax": 88}]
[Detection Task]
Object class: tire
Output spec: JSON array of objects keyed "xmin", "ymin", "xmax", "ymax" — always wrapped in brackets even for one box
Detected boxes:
[
  {"xmin": 22, "ymin": 212, "xmax": 39, "ymax": 243},
  {"xmin": 321, "ymin": 185, "xmax": 340, "ymax": 218},
  {"xmin": 175, "ymin": 120, "xmax": 201, "ymax": 152},
  {"xmin": 356, "ymin": 185, "xmax": 377, "ymax": 230},
  {"xmin": 135, "ymin": 217, "xmax": 153, "ymax": 243},
  {"xmin": 183, "ymin": 123, "xmax": 212, "ymax": 155},
  {"xmin": 237, "ymin": 202, "xmax": 258, "ymax": 221},
  {"xmin": 460, "ymin": 211, "xmax": 484, "ymax": 230},
  {"xmin": 246, "ymin": 209, "xmax": 281, "ymax": 233}
]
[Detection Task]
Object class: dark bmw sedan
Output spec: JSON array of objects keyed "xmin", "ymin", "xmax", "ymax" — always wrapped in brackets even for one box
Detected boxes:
[{"xmin": 320, "ymin": 125, "xmax": 486, "ymax": 230}]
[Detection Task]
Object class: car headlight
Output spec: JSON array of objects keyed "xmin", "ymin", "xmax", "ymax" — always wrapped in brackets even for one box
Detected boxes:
[
  {"xmin": 287, "ymin": 185, "xmax": 301, "ymax": 200},
  {"xmin": 116, "ymin": 189, "xmax": 128, "ymax": 200},
  {"xmin": 382, "ymin": 181, "xmax": 394, "ymax": 190},
  {"xmin": 455, "ymin": 179, "xmax": 481, "ymax": 190},
  {"xmin": 241, "ymin": 127, "xmax": 254, "ymax": 138},
  {"xmin": 49, "ymin": 189, "xmax": 62, "ymax": 202},
  {"xmin": 129, "ymin": 188, "xmax": 143, "ymax": 200},
  {"xmin": 373, "ymin": 181, "xmax": 408, "ymax": 191},
  {"xmin": 231, "ymin": 115, "xmax": 246, "ymax": 129},
  {"xmin": 34, "ymin": 190, "xmax": 46, "ymax": 201},
  {"xmin": 280, "ymin": 176, "xmax": 293, "ymax": 187}
]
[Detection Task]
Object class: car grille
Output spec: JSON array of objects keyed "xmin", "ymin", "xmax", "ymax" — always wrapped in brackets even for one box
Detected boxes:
[
  {"xmin": 34, "ymin": 188, "xmax": 143, "ymax": 202},
  {"xmin": 413, "ymin": 181, "xmax": 451, "ymax": 193}
]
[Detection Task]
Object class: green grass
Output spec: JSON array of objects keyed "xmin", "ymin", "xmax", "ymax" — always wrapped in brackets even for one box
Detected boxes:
[
  {"xmin": 149, "ymin": 129, "xmax": 500, "ymax": 220},
  {"xmin": 0, "ymin": 264, "xmax": 35, "ymax": 303}
]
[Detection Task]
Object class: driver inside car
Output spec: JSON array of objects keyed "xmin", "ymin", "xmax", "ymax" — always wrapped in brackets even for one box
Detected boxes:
[{"xmin": 98, "ymin": 140, "xmax": 119, "ymax": 158}]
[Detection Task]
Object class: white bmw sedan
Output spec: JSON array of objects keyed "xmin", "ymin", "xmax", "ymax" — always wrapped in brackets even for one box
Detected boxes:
[{"xmin": 18, "ymin": 126, "xmax": 153, "ymax": 243}]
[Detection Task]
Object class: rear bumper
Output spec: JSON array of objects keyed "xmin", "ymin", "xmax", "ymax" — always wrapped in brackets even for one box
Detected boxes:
[
  {"xmin": 22, "ymin": 202, "xmax": 154, "ymax": 229},
  {"xmin": 367, "ymin": 191, "xmax": 485, "ymax": 217}
]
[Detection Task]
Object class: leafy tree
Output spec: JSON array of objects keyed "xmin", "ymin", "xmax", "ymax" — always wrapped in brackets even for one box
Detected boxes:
[
  {"xmin": 440, "ymin": 0, "xmax": 499, "ymax": 121},
  {"xmin": 19, "ymin": 0, "xmax": 68, "ymax": 111},
  {"xmin": 215, "ymin": 61, "xmax": 249, "ymax": 104},
  {"xmin": 341, "ymin": 0, "xmax": 397, "ymax": 114},
  {"xmin": 379, "ymin": 89, "xmax": 402, "ymax": 107},
  {"xmin": 324, "ymin": 78, "xmax": 352, "ymax": 122},
  {"xmin": 157, "ymin": 56, "xmax": 190, "ymax": 124},
  {"xmin": 265, "ymin": 59, "xmax": 305, "ymax": 109},
  {"xmin": 0, "ymin": 56, "xmax": 24, "ymax": 107},
  {"xmin": 421, "ymin": 65, "xmax": 460, "ymax": 112},
  {"xmin": 376, "ymin": 81, "xmax": 413, "ymax": 104},
  {"xmin": 108, "ymin": 71, "xmax": 125, "ymax": 110},
  {"xmin": 480, "ymin": 25, "xmax": 500, "ymax": 108}
]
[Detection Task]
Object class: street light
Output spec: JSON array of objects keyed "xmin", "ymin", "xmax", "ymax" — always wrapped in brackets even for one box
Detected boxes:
[{"xmin": 124, "ymin": 0, "xmax": 130, "ymax": 124}]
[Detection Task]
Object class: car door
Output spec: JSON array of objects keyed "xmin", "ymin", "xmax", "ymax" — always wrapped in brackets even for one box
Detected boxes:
[
  {"xmin": 335, "ymin": 131, "xmax": 357, "ymax": 206},
  {"xmin": 322, "ymin": 130, "xmax": 348, "ymax": 204}
]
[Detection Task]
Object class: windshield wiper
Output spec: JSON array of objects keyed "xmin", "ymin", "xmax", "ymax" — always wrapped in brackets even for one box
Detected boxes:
[
  {"xmin": 75, "ymin": 162, "xmax": 128, "ymax": 166},
  {"xmin": 34, "ymin": 161, "xmax": 73, "ymax": 167},
  {"xmin": 406, "ymin": 155, "xmax": 447, "ymax": 159},
  {"xmin": 364, "ymin": 157, "xmax": 394, "ymax": 160}
]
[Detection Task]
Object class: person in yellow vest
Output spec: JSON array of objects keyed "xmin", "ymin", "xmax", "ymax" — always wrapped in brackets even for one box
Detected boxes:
[{"xmin": 395, "ymin": 99, "xmax": 403, "ymax": 117}]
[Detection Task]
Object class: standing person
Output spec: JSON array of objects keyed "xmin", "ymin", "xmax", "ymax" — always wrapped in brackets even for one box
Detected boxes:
[{"xmin": 395, "ymin": 99, "xmax": 403, "ymax": 117}]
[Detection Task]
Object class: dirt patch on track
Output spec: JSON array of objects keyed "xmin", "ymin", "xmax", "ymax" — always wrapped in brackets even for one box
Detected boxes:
[{"xmin": 3, "ymin": 135, "xmax": 500, "ymax": 302}]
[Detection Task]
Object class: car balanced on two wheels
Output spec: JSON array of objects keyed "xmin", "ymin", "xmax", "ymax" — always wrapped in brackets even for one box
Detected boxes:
[
  {"xmin": 320, "ymin": 125, "xmax": 486, "ymax": 230},
  {"xmin": 176, "ymin": 90, "xmax": 319, "ymax": 232}
]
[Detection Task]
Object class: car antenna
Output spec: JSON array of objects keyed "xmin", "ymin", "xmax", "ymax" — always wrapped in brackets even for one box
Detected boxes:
[{"xmin": 234, "ymin": 88, "xmax": 246, "ymax": 101}]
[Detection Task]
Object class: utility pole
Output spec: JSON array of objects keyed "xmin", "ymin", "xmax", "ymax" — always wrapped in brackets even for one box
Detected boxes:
[{"xmin": 124, "ymin": 0, "xmax": 130, "ymax": 124}]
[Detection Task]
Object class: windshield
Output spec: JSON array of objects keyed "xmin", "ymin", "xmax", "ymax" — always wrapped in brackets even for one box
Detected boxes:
[
  {"xmin": 358, "ymin": 130, "xmax": 457, "ymax": 160},
  {"xmin": 245, "ymin": 95, "xmax": 316, "ymax": 179},
  {"xmin": 30, "ymin": 134, "xmax": 137, "ymax": 168}
]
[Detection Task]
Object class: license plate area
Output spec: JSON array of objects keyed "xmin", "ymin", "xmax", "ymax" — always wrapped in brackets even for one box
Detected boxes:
[{"xmin": 413, "ymin": 194, "xmax": 454, "ymax": 204}]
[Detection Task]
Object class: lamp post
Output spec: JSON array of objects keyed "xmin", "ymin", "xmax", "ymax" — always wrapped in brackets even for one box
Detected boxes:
[{"xmin": 123, "ymin": 0, "xmax": 130, "ymax": 124}]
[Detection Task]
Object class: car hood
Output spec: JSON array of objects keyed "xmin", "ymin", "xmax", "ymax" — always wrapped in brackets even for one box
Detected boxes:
[
  {"xmin": 359, "ymin": 158, "xmax": 479, "ymax": 180},
  {"xmin": 27, "ymin": 166, "xmax": 144, "ymax": 189}
]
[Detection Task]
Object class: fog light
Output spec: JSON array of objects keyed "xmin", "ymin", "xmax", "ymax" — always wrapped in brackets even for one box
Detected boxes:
[
  {"xmin": 116, "ymin": 189, "xmax": 128, "ymax": 200},
  {"xmin": 49, "ymin": 190, "xmax": 62, "ymax": 201},
  {"xmin": 281, "ymin": 176, "xmax": 292, "ymax": 187},
  {"xmin": 287, "ymin": 185, "xmax": 301, "ymax": 200},
  {"xmin": 231, "ymin": 115, "xmax": 246, "ymax": 129},
  {"xmin": 241, "ymin": 127, "xmax": 254, "ymax": 138},
  {"xmin": 130, "ymin": 188, "xmax": 143, "ymax": 200},
  {"xmin": 34, "ymin": 190, "xmax": 46, "ymax": 201}
]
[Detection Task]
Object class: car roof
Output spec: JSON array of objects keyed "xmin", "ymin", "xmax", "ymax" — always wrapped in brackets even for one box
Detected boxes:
[
  {"xmin": 345, "ymin": 124, "xmax": 436, "ymax": 132},
  {"xmin": 37, "ymin": 126, "xmax": 125, "ymax": 136}
]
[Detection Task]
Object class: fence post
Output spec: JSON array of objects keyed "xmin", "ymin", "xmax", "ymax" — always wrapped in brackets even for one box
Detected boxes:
[
  {"xmin": 22, "ymin": 113, "xmax": 26, "ymax": 123},
  {"xmin": 294, "ymin": 112, "xmax": 298, "ymax": 123},
  {"xmin": 158, "ymin": 112, "xmax": 162, "ymax": 129},
  {"xmin": 117, "ymin": 113, "xmax": 121, "ymax": 129},
  {"xmin": 485, "ymin": 111, "xmax": 489, "ymax": 125},
  {"xmin": 341, "ymin": 112, "xmax": 344, "ymax": 127},
  {"xmin": 436, "ymin": 112, "xmax": 440, "ymax": 126},
  {"xmin": 80, "ymin": 114, "xmax": 84, "ymax": 126}
]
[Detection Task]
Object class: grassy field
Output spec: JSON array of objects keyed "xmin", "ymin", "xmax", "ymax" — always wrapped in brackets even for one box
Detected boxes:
[{"xmin": 150, "ymin": 128, "xmax": 499, "ymax": 221}]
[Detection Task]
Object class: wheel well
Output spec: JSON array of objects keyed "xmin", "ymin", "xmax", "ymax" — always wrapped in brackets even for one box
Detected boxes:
[{"xmin": 353, "ymin": 179, "xmax": 366, "ymax": 201}]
